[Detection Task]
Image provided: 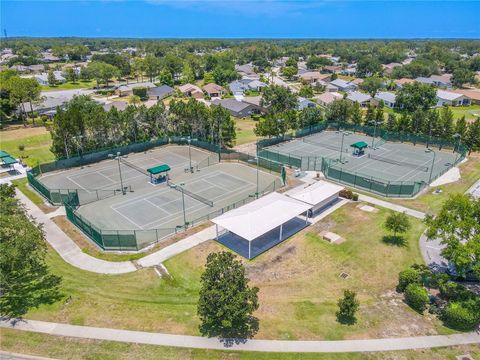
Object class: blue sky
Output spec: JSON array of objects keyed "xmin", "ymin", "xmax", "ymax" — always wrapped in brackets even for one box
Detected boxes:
[{"xmin": 1, "ymin": 0, "xmax": 479, "ymax": 38}]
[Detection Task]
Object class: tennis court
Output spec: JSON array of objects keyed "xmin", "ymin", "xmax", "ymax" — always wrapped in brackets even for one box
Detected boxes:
[
  {"xmin": 35, "ymin": 145, "xmax": 280, "ymax": 249},
  {"xmin": 264, "ymin": 130, "xmax": 458, "ymax": 184}
]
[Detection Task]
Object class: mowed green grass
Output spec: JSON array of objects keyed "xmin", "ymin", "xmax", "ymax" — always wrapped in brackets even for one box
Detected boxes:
[
  {"xmin": 384, "ymin": 104, "xmax": 480, "ymax": 122},
  {"xmin": 25, "ymin": 203, "xmax": 436, "ymax": 340},
  {"xmin": 3, "ymin": 328, "xmax": 480, "ymax": 360},
  {"xmin": 41, "ymin": 80, "xmax": 96, "ymax": 91},
  {"xmin": 235, "ymin": 117, "xmax": 262, "ymax": 145},
  {"xmin": 0, "ymin": 127, "xmax": 55, "ymax": 166}
]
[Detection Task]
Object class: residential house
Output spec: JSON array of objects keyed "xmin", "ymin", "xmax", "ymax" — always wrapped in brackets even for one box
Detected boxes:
[
  {"xmin": 235, "ymin": 64, "xmax": 257, "ymax": 79},
  {"xmin": 229, "ymin": 79, "xmax": 267, "ymax": 96},
  {"xmin": 322, "ymin": 65, "xmax": 342, "ymax": 74},
  {"xmin": 340, "ymin": 66, "xmax": 356, "ymax": 76},
  {"xmin": 373, "ymin": 91, "xmax": 398, "ymax": 109},
  {"xmin": 382, "ymin": 62, "xmax": 402, "ymax": 75},
  {"xmin": 242, "ymin": 96, "xmax": 269, "ymax": 113},
  {"xmin": 147, "ymin": 85, "xmax": 174, "ymax": 100},
  {"xmin": 203, "ymin": 83, "xmax": 225, "ymax": 98},
  {"xmin": 34, "ymin": 71, "xmax": 66, "ymax": 85},
  {"xmin": 436, "ymin": 90, "xmax": 471, "ymax": 107},
  {"xmin": 19, "ymin": 96, "xmax": 68, "ymax": 115},
  {"xmin": 314, "ymin": 92, "xmax": 343, "ymax": 107},
  {"xmin": 394, "ymin": 78, "xmax": 415, "ymax": 89},
  {"xmin": 40, "ymin": 51, "xmax": 61, "ymax": 63},
  {"xmin": 178, "ymin": 83, "xmax": 204, "ymax": 99},
  {"xmin": 451, "ymin": 89, "xmax": 480, "ymax": 104},
  {"xmin": 416, "ymin": 75, "xmax": 452, "ymax": 88},
  {"xmin": 211, "ymin": 98, "xmax": 263, "ymax": 118},
  {"xmin": 329, "ymin": 78, "xmax": 357, "ymax": 92},
  {"xmin": 102, "ymin": 101, "xmax": 129, "ymax": 112},
  {"xmin": 297, "ymin": 97, "xmax": 317, "ymax": 110},
  {"xmin": 298, "ymin": 71, "xmax": 331, "ymax": 84},
  {"xmin": 27, "ymin": 64, "xmax": 45, "ymax": 73},
  {"xmin": 117, "ymin": 81, "xmax": 155, "ymax": 97},
  {"xmin": 346, "ymin": 91, "xmax": 371, "ymax": 107}
]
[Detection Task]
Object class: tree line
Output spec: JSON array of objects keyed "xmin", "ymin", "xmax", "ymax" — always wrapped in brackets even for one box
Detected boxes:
[{"xmin": 50, "ymin": 95, "xmax": 235, "ymax": 159}]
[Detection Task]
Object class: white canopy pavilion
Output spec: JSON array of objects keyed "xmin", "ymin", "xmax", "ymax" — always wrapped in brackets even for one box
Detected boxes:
[
  {"xmin": 287, "ymin": 180, "xmax": 343, "ymax": 215},
  {"xmin": 212, "ymin": 192, "xmax": 311, "ymax": 259}
]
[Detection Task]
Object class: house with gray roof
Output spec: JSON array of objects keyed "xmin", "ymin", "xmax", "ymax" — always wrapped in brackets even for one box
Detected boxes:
[
  {"xmin": 346, "ymin": 91, "xmax": 371, "ymax": 107},
  {"xmin": 329, "ymin": 78, "xmax": 357, "ymax": 92},
  {"xmin": 147, "ymin": 85, "xmax": 174, "ymax": 100},
  {"xmin": 211, "ymin": 98, "xmax": 263, "ymax": 118},
  {"xmin": 373, "ymin": 91, "xmax": 398, "ymax": 109},
  {"xmin": 34, "ymin": 71, "xmax": 66, "ymax": 85},
  {"xmin": 297, "ymin": 97, "xmax": 317, "ymax": 110},
  {"xmin": 229, "ymin": 79, "xmax": 267, "ymax": 96},
  {"xmin": 117, "ymin": 81, "xmax": 155, "ymax": 96}
]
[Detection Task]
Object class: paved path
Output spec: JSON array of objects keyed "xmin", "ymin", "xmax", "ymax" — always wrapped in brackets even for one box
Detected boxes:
[
  {"xmin": 357, "ymin": 194, "xmax": 426, "ymax": 220},
  {"xmin": 2, "ymin": 319, "xmax": 479, "ymax": 353},
  {"xmin": 0, "ymin": 351, "xmax": 56, "ymax": 360},
  {"xmin": 16, "ymin": 189, "xmax": 211, "ymax": 274}
]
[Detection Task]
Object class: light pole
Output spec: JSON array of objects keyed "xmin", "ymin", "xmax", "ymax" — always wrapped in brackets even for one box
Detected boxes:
[
  {"xmin": 180, "ymin": 136, "xmax": 197, "ymax": 172},
  {"xmin": 370, "ymin": 121, "xmax": 382, "ymax": 149},
  {"xmin": 425, "ymin": 148, "xmax": 436, "ymax": 185},
  {"xmin": 109, "ymin": 152, "xmax": 125, "ymax": 194},
  {"xmin": 452, "ymin": 133, "xmax": 462, "ymax": 162},
  {"xmin": 248, "ymin": 154, "xmax": 260, "ymax": 199},
  {"xmin": 338, "ymin": 131, "xmax": 350, "ymax": 164},
  {"xmin": 178, "ymin": 183, "xmax": 187, "ymax": 227}
]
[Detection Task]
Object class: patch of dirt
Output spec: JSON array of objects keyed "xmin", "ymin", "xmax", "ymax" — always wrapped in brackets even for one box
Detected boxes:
[
  {"xmin": 233, "ymin": 141, "xmax": 256, "ymax": 154},
  {"xmin": 0, "ymin": 125, "xmax": 48, "ymax": 141}
]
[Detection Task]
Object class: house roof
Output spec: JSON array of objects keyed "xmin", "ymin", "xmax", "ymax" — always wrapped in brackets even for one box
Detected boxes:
[
  {"xmin": 103, "ymin": 101, "xmax": 129, "ymax": 111},
  {"xmin": 330, "ymin": 79, "xmax": 353, "ymax": 89},
  {"xmin": 211, "ymin": 98, "xmax": 252, "ymax": 113},
  {"xmin": 0, "ymin": 150, "xmax": 10, "ymax": 158},
  {"xmin": 203, "ymin": 83, "xmax": 224, "ymax": 93},
  {"xmin": 147, "ymin": 164, "xmax": 171, "ymax": 174},
  {"xmin": 314, "ymin": 92, "xmax": 343, "ymax": 105},
  {"xmin": 118, "ymin": 81, "xmax": 155, "ymax": 92},
  {"xmin": 451, "ymin": 89, "xmax": 480, "ymax": 101},
  {"xmin": 178, "ymin": 83, "xmax": 202, "ymax": 94},
  {"xmin": 287, "ymin": 180, "xmax": 343, "ymax": 206},
  {"xmin": 299, "ymin": 71, "xmax": 323, "ymax": 81},
  {"xmin": 235, "ymin": 64, "xmax": 255, "ymax": 75},
  {"xmin": 242, "ymin": 96, "xmax": 263, "ymax": 107},
  {"xmin": 395, "ymin": 78, "xmax": 415, "ymax": 85},
  {"xmin": 1, "ymin": 156, "xmax": 17, "ymax": 165},
  {"xmin": 437, "ymin": 90, "xmax": 463, "ymax": 101},
  {"xmin": 347, "ymin": 91, "xmax": 371, "ymax": 103},
  {"xmin": 147, "ymin": 85, "xmax": 174, "ymax": 97},
  {"xmin": 212, "ymin": 192, "xmax": 311, "ymax": 241},
  {"xmin": 375, "ymin": 91, "xmax": 397, "ymax": 104},
  {"xmin": 350, "ymin": 141, "xmax": 369, "ymax": 149},
  {"xmin": 297, "ymin": 97, "xmax": 316, "ymax": 109}
]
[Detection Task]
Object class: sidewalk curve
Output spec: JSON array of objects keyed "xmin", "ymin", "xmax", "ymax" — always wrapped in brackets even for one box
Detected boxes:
[{"xmin": 2, "ymin": 319, "xmax": 479, "ymax": 353}]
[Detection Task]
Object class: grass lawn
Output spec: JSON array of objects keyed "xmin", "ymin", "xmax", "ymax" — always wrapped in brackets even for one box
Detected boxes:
[
  {"xmin": 41, "ymin": 80, "xmax": 96, "ymax": 91},
  {"xmin": 25, "ymin": 203, "xmax": 445, "ymax": 340},
  {"xmin": 383, "ymin": 151, "xmax": 480, "ymax": 214},
  {"xmin": 235, "ymin": 117, "xmax": 262, "ymax": 145},
  {"xmin": 383, "ymin": 105, "xmax": 480, "ymax": 122},
  {"xmin": 2, "ymin": 329, "xmax": 479, "ymax": 360},
  {"xmin": 12, "ymin": 178, "xmax": 57, "ymax": 213},
  {"xmin": 0, "ymin": 126, "xmax": 54, "ymax": 167}
]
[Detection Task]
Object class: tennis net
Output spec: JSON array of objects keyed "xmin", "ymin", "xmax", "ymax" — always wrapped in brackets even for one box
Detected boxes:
[
  {"xmin": 303, "ymin": 138, "xmax": 347, "ymax": 152},
  {"xmin": 120, "ymin": 158, "xmax": 150, "ymax": 176},
  {"xmin": 167, "ymin": 180, "xmax": 214, "ymax": 207},
  {"xmin": 368, "ymin": 154, "xmax": 429, "ymax": 172}
]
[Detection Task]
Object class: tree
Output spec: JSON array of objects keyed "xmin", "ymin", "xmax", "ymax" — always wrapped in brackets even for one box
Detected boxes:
[
  {"xmin": 260, "ymin": 85, "xmax": 298, "ymax": 114},
  {"xmin": 131, "ymin": 58, "xmax": 145, "ymax": 82},
  {"xmin": 360, "ymin": 76, "xmax": 383, "ymax": 97},
  {"xmin": 336, "ymin": 290, "xmax": 359, "ymax": 324},
  {"xmin": 197, "ymin": 252, "xmax": 259, "ymax": 339},
  {"xmin": 211, "ymin": 105, "xmax": 236, "ymax": 147},
  {"xmin": 452, "ymin": 67, "xmax": 476, "ymax": 88},
  {"xmin": 203, "ymin": 72, "xmax": 215, "ymax": 84},
  {"xmin": 143, "ymin": 55, "xmax": 162, "ymax": 82},
  {"xmin": 4, "ymin": 76, "xmax": 41, "ymax": 122},
  {"xmin": 281, "ymin": 66, "xmax": 298, "ymax": 80},
  {"xmin": 298, "ymin": 106, "xmax": 322, "ymax": 129},
  {"xmin": 356, "ymin": 55, "xmax": 382, "ymax": 78},
  {"xmin": 439, "ymin": 106, "xmax": 454, "ymax": 139},
  {"xmin": 298, "ymin": 85, "xmax": 314, "ymax": 98},
  {"xmin": 396, "ymin": 82, "xmax": 436, "ymax": 113},
  {"xmin": 306, "ymin": 55, "xmax": 331, "ymax": 70},
  {"xmin": 128, "ymin": 95, "xmax": 142, "ymax": 106},
  {"xmin": 425, "ymin": 194, "xmax": 480, "ymax": 279},
  {"xmin": 325, "ymin": 99, "xmax": 352, "ymax": 124},
  {"xmin": 465, "ymin": 120, "xmax": 480, "ymax": 153},
  {"xmin": 86, "ymin": 62, "xmax": 120, "ymax": 87},
  {"xmin": 351, "ymin": 102, "xmax": 363, "ymax": 126},
  {"xmin": 63, "ymin": 67, "xmax": 77, "ymax": 84},
  {"xmin": 181, "ymin": 63, "xmax": 195, "ymax": 84},
  {"xmin": 386, "ymin": 113, "xmax": 397, "ymax": 131},
  {"xmin": 384, "ymin": 211, "xmax": 411, "ymax": 239},
  {"xmin": 397, "ymin": 267, "xmax": 421, "ymax": 292},
  {"xmin": 0, "ymin": 184, "xmax": 62, "ymax": 318},
  {"xmin": 454, "ymin": 116, "xmax": 467, "ymax": 139},
  {"xmin": 47, "ymin": 69, "xmax": 57, "ymax": 86},
  {"xmin": 158, "ymin": 69, "xmax": 174, "ymax": 87}
]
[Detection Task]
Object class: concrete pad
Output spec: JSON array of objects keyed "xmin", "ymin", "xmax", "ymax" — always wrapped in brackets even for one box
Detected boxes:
[
  {"xmin": 357, "ymin": 204, "xmax": 379, "ymax": 213},
  {"xmin": 430, "ymin": 167, "xmax": 460, "ymax": 187},
  {"xmin": 320, "ymin": 231, "xmax": 343, "ymax": 244}
]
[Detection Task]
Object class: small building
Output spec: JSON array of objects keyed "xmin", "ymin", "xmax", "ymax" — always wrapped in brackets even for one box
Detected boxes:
[
  {"xmin": 346, "ymin": 91, "xmax": 371, "ymax": 107},
  {"xmin": 178, "ymin": 83, "xmax": 204, "ymax": 99},
  {"xmin": 297, "ymin": 97, "xmax": 317, "ymax": 110},
  {"xmin": 203, "ymin": 83, "xmax": 225, "ymax": 98},
  {"xmin": 373, "ymin": 91, "xmax": 398, "ymax": 109},
  {"xmin": 212, "ymin": 192, "xmax": 311, "ymax": 259},
  {"xmin": 147, "ymin": 85, "xmax": 174, "ymax": 100},
  {"xmin": 211, "ymin": 98, "xmax": 262, "ymax": 118},
  {"xmin": 330, "ymin": 78, "xmax": 357, "ymax": 92},
  {"xmin": 314, "ymin": 92, "xmax": 343, "ymax": 107},
  {"xmin": 35, "ymin": 71, "xmax": 66, "ymax": 85},
  {"xmin": 102, "ymin": 101, "xmax": 129, "ymax": 112},
  {"xmin": 436, "ymin": 90, "xmax": 471, "ymax": 107},
  {"xmin": 298, "ymin": 71, "xmax": 330, "ymax": 84},
  {"xmin": 117, "ymin": 81, "xmax": 155, "ymax": 97}
]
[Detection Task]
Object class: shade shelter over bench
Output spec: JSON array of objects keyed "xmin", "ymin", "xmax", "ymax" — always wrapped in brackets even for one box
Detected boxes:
[
  {"xmin": 147, "ymin": 164, "xmax": 171, "ymax": 184},
  {"xmin": 212, "ymin": 192, "xmax": 311, "ymax": 259},
  {"xmin": 350, "ymin": 141, "xmax": 369, "ymax": 156}
]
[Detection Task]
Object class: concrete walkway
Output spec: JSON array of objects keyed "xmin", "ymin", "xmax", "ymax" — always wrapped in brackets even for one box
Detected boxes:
[
  {"xmin": 358, "ymin": 194, "xmax": 426, "ymax": 220},
  {"xmin": 15, "ymin": 189, "xmax": 212, "ymax": 275},
  {"xmin": 2, "ymin": 319, "xmax": 479, "ymax": 353}
]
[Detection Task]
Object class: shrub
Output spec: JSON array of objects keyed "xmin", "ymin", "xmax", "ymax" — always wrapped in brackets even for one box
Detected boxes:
[
  {"xmin": 397, "ymin": 268, "xmax": 420, "ymax": 292},
  {"xmin": 132, "ymin": 87, "xmax": 148, "ymax": 100},
  {"xmin": 336, "ymin": 290, "xmax": 360, "ymax": 324},
  {"xmin": 352, "ymin": 193, "xmax": 359, "ymax": 201},
  {"xmin": 404, "ymin": 283, "xmax": 429, "ymax": 313},
  {"xmin": 442, "ymin": 300, "xmax": 480, "ymax": 330},
  {"xmin": 439, "ymin": 281, "xmax": 474, "ymax": 302},
  {"xmin": 339, "ymin": 189, "xmax": 353, "ymax": 199}
]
